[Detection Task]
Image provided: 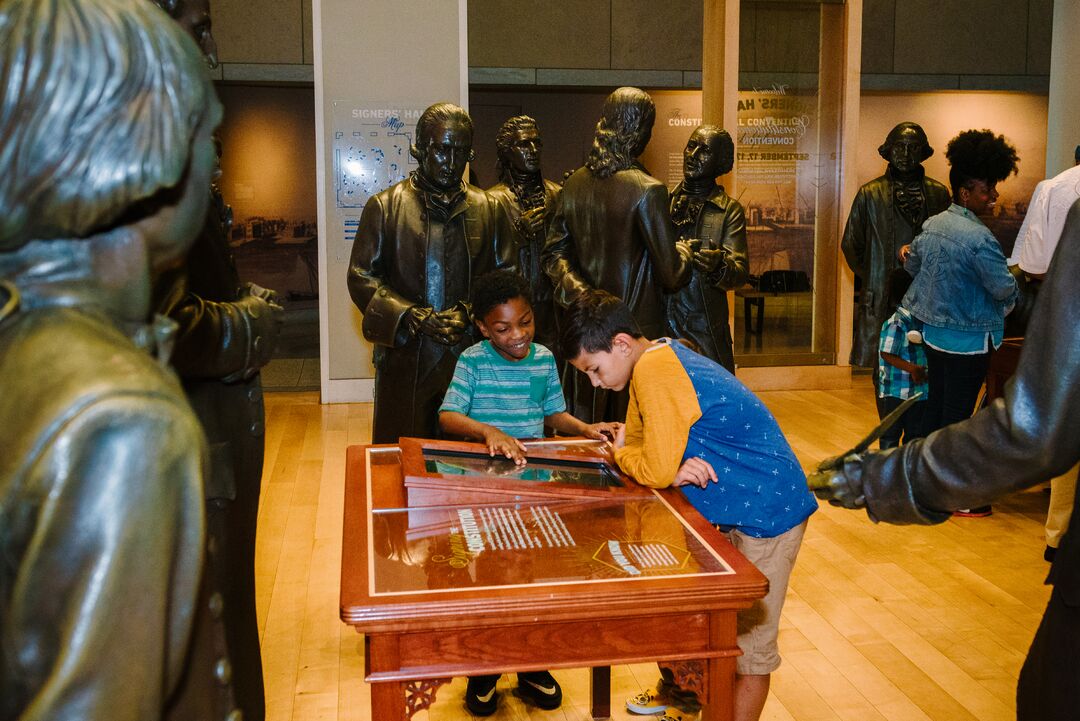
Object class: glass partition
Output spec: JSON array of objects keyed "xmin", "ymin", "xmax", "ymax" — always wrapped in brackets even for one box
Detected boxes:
[{"xmin": 733, "ymin": 0, "xmax": 843, "ymax": 366}]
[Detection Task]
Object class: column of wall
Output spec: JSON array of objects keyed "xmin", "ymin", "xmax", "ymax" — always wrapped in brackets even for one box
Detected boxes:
[{"xmin": 314, "ymin": 1, "xmax": 467, "ymax": 402}]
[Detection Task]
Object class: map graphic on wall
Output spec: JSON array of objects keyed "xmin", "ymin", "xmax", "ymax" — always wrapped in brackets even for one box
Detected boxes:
[{"xmin": 331, "ymin": 102, "xmax": 425, "ymax": 260}]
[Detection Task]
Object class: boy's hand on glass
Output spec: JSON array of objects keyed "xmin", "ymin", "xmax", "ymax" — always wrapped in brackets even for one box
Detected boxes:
[
  {"xmin": 482, "ymin": 428, "xmax": 527, "ymax": 466},
  {"xmin": 673, "ymin": 457, "xmax": 718, "ymax": 488},
  {"xmin": 583, "ymin": 421, "xmax": 622, "ymax": 444}
]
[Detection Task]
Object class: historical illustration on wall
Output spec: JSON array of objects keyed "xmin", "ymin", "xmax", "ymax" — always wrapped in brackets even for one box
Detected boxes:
[
  {"xmin": 218, "ymin": 86, "xmax": 319, "ymax": 306},
  {"xmin": 644, "ymin": 89, "xmax": 818, "ymax": 284}
]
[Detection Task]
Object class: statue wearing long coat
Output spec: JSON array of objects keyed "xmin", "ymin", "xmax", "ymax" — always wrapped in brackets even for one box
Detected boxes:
[
  {"xmin": 841, "ymin": 169, "xmax": 949, "ymax": 367},
  {"xmin": 666, "ymin": 182, "xmax": 749, "ymax": 372},
  {"xmin": 347, "ymin": 174, "xmax": 506, "ymax": 443},
  {"xmin": 543, "ymin": 164, "xmax": 690, "ymax": 422}
]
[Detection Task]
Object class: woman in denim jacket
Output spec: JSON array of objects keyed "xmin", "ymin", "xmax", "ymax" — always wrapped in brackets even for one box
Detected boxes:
[{"xmin": 900, "ymin": 130, "xmax": 1019, "ymax": 489}]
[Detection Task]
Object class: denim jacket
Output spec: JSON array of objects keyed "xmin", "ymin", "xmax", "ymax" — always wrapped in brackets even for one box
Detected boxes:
[{"xmin": 901, "ymin": 204, "xmax": 1017, "ymax": 332}]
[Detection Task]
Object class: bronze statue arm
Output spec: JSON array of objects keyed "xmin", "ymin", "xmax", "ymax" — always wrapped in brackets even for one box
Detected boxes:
[
  {"xmin": 9, "ymin": 395, "xmax": 205, "ymax": 720},
  {"xmin": 541, "ymin": 194, "xmax": 593, "ymax": 308},
  {"xmin": 169, "ymin": 287, "xmax": 283, "ymax": 382},
  {"xmin": 840, "ymin": 189, "xmax": 869, "ymax": 276},
  {"xmin": 346, "ymin": 193, "xmax": 425, "ymax": 347},
  {"xmin": 698, "ymin": 202, "xmax": 750, "ymax": 290},
  {"xmin": 636, "ymin": 182, "xmax": 691, "ymax": 291}
]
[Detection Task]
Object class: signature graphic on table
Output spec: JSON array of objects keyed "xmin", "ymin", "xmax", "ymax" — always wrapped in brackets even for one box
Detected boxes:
[{"xmin": 592, "ymin": 539, "xmax": 690, "ymax": 577}]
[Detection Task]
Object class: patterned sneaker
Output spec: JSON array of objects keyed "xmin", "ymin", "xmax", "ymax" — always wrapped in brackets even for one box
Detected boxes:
[
  {"xmin": 954, "ymin": 506, "xmax": 992, "ymax": 518},
  {"xmin": 465, "ymin": 674, "xmax": 500, "ymax": 717},
  {"xmin": 515, "ymin": 670, "xmax": 562, "ymax": 710},
  {"xmin": 626, "ymin": 686, "xmax": 669, "ymax": 715}
]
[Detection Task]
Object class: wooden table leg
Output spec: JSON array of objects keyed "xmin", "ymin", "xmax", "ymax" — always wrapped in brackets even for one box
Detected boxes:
[
  {"xmin": 700, "ymin": 655, "xmax": 736, "ymax": 721},
  {"xmin": 371, "ymin": 680, "xmax": 407, "ymax": 721},
  {"xmin": 590, "ymin": 666, "xmax": 611, "ymax": 719}
]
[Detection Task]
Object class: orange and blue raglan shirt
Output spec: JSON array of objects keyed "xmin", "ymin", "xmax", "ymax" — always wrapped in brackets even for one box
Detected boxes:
[{"xmin": 614, "ymin": 339, "xmax": 817, "ymax": 538}]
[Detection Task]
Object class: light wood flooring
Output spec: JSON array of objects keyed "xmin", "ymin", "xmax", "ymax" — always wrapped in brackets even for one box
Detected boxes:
[{"xmin": 256, "ymin": 386, "xmax": 1052, "ymax": 721}]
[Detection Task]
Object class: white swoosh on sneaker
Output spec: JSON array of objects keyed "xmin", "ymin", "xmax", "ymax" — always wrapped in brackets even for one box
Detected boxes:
[
  {"xmin": 475, "ymin": 687, "xmax": 497, "ymax": 703},
  {"xmin": 522, "ymin": 679, "xmax": 558, "ymax": 696}
]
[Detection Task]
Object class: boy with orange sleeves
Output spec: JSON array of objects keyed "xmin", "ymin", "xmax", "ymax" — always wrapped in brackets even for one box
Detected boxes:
[{"xmin": 562, "ymin": 290, "xmax": 817, "ymax": 721}]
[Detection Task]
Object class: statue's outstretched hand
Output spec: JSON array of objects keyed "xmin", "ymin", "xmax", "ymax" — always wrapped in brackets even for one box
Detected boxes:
[{"xmin": 807, "ymin": 453, "xmax": 866, "ymax": 509}]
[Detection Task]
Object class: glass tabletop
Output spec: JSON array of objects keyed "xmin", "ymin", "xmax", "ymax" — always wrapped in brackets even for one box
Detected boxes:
[
  {"xmin": 369, "ymin": 496, "xmax": 733, "ymax": 595},
  {"xmin": 422, "ymin": 448, "xmax": 621, "ymax": 489}
]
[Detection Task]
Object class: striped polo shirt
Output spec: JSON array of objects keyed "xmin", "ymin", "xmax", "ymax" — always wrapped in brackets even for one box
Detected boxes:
[{"xmin": 439, "ymin": 341, "xmax": 565, "ymax": 438}]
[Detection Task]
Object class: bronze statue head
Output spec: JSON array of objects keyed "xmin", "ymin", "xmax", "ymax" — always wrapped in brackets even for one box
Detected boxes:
[
  {"xmin": 0, "ymin": 0, "xmax": 222, "ymax": 271},
  {"xmin": 878, "ymin": 122, "xmax": 933, "ymax": 176},
  {"xmin": 586, "ymin": 87, "xmax": 656, "ymax": 179},
  {"xmin": 495, "ymin": 115, "xmax": 543, "ymax": 185},
  {"xmin": 683, "ymin": 125, "xmax": 735, "ymax": 182},
  {"xmin": 411, "ymin": 102, "xmax": 475, "ymax": 192},
  {"xmin": 149, "ymin": 0, "xmax": 218, "ymax": 68}
]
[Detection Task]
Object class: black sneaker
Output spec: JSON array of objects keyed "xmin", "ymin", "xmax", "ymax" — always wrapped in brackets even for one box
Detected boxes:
[
  {"xmin": 515, "ymin": 670, "xmax": 562, "ymax": 710},
  {"xmin": 465, "ymin": 674, "xmax": 500, "ymax": 717}
]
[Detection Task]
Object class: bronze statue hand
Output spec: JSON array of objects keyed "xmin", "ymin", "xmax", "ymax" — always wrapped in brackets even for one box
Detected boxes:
[
  {"xmin": 675, "ymin": 239, "xmax": 696, "ymax": 264},
  {"xmin": 693, "ymin": 245, "xmax": 729, "ymax": 274},
  {"xmin": 807, "ymin": 453, "xmax": 866, "ymax": 509},
  {"xmin": 516, "ymin": 206, "xmax": 546, "ymax": 239},
  {"xmin": 406, "ymin": 305, "xmax": 463, "ymax": 344},
  {"xmin": 432, "ymin": 305, "xmax": 469, "ymax": 345},
  {"xmin": 240, "ymin": 281, "xmax": 282, "ymax": 308}
]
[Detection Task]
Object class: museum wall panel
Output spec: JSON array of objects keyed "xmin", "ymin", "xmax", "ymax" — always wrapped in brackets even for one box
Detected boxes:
[
  {"xmin": 209, "ymin": 0, "xmax": 1051, "ymax": 91},
  {"xmin": 467, "ymin": 0, "xmax": 611, "ymax": 69},
  {"xmin": 610, "ymin": 0, "xmax": 703, "ymax": 70},
  {"xmin": 217, "ymin": 85, "xmax": 318, "ymax": 322},
  {"xmin": 215, "ymin": 0, "xmax": 305, "ymax": 64},
  {"xmin": 859, "ymin": 0, "xmax": 894, "ymax": 75},
  {"xmin": 893, "ymin": 0, "xmax": 1030, "ymax": 76}
]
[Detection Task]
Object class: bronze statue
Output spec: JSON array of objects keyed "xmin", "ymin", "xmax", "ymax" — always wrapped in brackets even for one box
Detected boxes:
[
  {"xmin": 543, "ymin": 87, "xmax": 691, "ymax": 422},
  {"xmin": 808, "ymin": 198, "xmax": 1080, "ymax": 721},
  {"xmin": 150, "ymin": 2, "xmax": 279, "ymax": 718},
  {"xmin": 666, "ymin": 125, "xmax": 749, "ymax": 372},
  {"xmin": 151, "ymin": 0, "xmax": 218, "ymax": 67},
  {"xmin": 0, "ymin": 0, "xmax": 219, "ymax": 717},
  {"xmin": 842, "ymin": 122, "xmax": 949, "ymax": 367},
  {"xmin": 347, "ymin": 103, "xmax": 507, "ymax": 443},
  {"xmin": 487, "ymin": 116, "xmax": 561, "ymax": 351}
]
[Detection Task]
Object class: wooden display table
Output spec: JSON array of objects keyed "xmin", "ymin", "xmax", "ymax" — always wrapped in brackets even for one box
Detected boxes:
[{"xmin": 340, "ymin": 438, "xmax": 767, "ymax": 720}]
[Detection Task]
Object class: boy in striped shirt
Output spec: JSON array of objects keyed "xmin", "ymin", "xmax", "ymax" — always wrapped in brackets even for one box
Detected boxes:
[{"xmin": 438, "ymin": 269, "xmax": 619, "ymax": 715}]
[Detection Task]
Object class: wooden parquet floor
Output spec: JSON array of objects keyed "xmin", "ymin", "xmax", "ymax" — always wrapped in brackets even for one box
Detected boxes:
[{"xmin": 256, "ymin": 386, "xmax": 1051, "ymax": 721}]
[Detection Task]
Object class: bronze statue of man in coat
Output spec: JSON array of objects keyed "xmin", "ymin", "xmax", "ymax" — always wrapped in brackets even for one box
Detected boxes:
[
  {"xmin": 0, "ymin": 0, "xmax": 221, "ymax": 717},
  {"xmin": 842, "ymin": 122, "xmax": 949, "ymax": 367},
  {"xmin": 348, "ymin": 103, "xmax": 506, "ymax": 443},
  {"xmin": 543, "ymin": 87, "xmax": 692, "ymax": 422},
  {"xmin": 487, "ymin": 115, "xmax": 562, "ymax": 352},
  {"xmin": 667, "ymin": 125, "xmax": 749, "ymax": 372}
]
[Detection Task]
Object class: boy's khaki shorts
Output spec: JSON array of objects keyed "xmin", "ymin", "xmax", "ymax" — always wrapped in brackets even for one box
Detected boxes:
[{"xmin": 723, "ymin": 519, "xmax": 808, "ymax": 675}]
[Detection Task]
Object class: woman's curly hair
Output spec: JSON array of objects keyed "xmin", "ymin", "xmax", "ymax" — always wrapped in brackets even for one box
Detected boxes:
[{"xmin": 945, "ymin": 129, "xmax": 1019, "ymax": 197}]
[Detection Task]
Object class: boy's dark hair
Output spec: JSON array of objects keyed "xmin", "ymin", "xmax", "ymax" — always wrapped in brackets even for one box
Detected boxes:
[
  {"xmin": 560, "ymin": 289, "xmax": 643, "ymax": 359},
  {"xmin": 885, "ymin": 267, "xmax": 913, "ymax": 309},
  {"xmin": 471, "ymin": 269, "xmax": 531, "ymax": 321},
  {"xmin": 945, "ymin": 129, "xmax": 1019, "ymax": 198}
]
